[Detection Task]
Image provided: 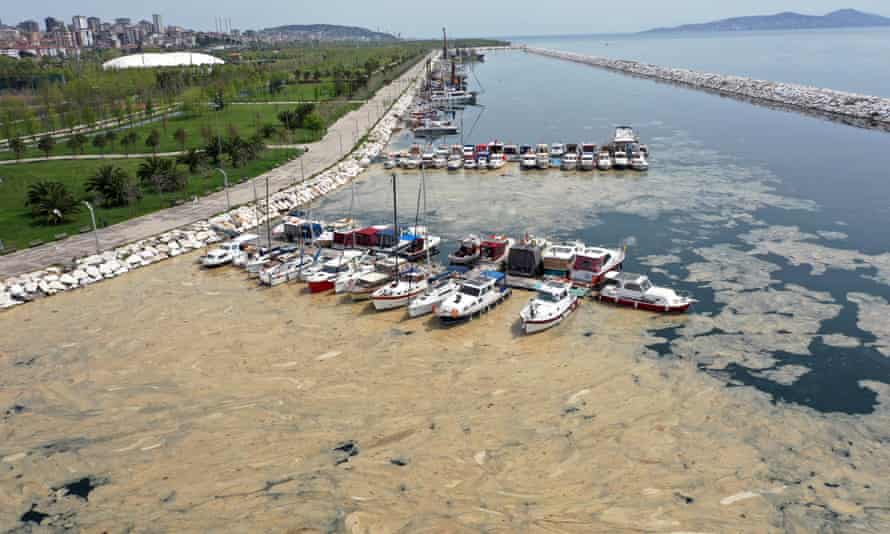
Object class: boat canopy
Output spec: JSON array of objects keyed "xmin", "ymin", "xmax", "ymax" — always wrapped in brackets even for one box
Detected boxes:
[
  {"xmin": 355, "ymin": 227, "xmax": 380, "ymax": 247},
  {"xmin": 333, "ymin": 229, "xmax": 356, "ymax": 246},
  {"xmin": 480, "ymin": 240, "xmax": 507, "ymax": 259},
  {"xmin": 507, "ymin": 244, "xmax": 544, "ymax": 277}
]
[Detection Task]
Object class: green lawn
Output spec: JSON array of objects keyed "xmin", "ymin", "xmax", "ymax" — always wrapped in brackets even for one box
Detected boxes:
[
  {"xmin": 0, "ymin": 149, "xmax": 299, "ymax": 252},
  {"xmin": 1, "ymin": 100, "xmax": 360, "ymax": 161}
]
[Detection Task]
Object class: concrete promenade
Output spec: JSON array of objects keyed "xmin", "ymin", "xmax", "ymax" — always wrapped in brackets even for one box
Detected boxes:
[{"xmin": 0, "ymin": 59, "xmax": 427, "ymax": 279}]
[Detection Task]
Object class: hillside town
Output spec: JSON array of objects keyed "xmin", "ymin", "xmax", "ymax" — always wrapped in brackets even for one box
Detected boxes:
[{"xmin": 0, "ymin": 14, "xmax": 249, "ymax": 58}]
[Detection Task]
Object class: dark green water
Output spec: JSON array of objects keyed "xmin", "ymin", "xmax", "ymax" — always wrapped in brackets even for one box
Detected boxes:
[{"xmin": 315, "ymin": 46, "xmax": 890, "ymax": 415}]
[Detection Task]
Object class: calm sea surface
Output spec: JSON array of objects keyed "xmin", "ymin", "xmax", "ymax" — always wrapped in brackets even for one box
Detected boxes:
[{"xmin": 314, "ymin": 33, "xmax": 890, "ymax": 415}]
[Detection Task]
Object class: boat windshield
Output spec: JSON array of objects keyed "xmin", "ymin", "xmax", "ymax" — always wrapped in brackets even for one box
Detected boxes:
[
  {"xmin": 640, "ymin": 280, "xmax": 652, "ymax": 292},
  {"xmin": 536, "ymin": 291, "xmax": 560, "ymax": 303},
  {"xmin": 460, "ymin": 285, "xmax": 481, "ymax": 297},
  {"xmin": 321, "ymin": 265, "xmax": 341, "ymax": 274}
]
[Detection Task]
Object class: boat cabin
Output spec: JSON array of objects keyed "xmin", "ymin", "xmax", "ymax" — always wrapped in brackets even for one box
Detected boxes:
[
  {"xmin": 573, "ymin": 248, "xmax": 613, "ymax": 274},
  {"xmin": 614, "ymin": 126, "xmax": 638, "ymax": 144},
  {"xmin": 536, "ymin": 144, "xmax": 550, "ymax": 155},
  {"xmin": 581, "ymin": 143, "xmax": 597, "ymax": 154},
  {"xmin": 480, "ymin": 239, "xmax": 508, "ymax": 261},
  {"xmin": 354, "ymin": 227, "xmax": 380, "ymax": 248},
  {"xmin": 333, "ymin": 228, "xmax": 357, "ymax": 248},
  {"xmin": 520, "ymin": 144, "xmax": 533, "ymax": 155},
  {"xmin": 507, "ymin": 242, "xmax": 544, "ymax": 278},
  {"xmin": 565, "ymin": 143, "xmax": 579, "ymax": 155},
  {"xmin": 504, "ymin": 145, "xmax": 519, "ymax": 160},
  {"xmin": 602, "ymin": 272, "xmax": 651, "ymax": 292},
  {"xmin": 535, "ymin": 281, "xmax": 572, "ymax": 302}
]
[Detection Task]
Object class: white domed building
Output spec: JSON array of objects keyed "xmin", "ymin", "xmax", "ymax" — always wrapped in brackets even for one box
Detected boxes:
[{"xmin": 102, "ymin": 52, "xmax": 224, "ymax": 70}]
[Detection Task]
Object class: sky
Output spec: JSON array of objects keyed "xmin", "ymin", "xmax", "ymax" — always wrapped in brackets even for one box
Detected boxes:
[{"xmin": 4, "ymin": 1, "xmax": 890, "ymax": 37}]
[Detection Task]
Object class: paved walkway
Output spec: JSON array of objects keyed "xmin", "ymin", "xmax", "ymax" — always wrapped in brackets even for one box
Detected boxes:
[
  {"xmin": 0, "ymin": 146, "xmax": 304, "ymax": 165},
  {"xmin": 0, "ymin": 60, "xmax": 426, "ymax": 279}
]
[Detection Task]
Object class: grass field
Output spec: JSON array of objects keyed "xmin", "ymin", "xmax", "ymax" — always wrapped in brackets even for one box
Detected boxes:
[
  {"xmin": 0, "ymin": 150, "xmax": 299, "ymax": 252},
  {"xmin": 0, "ymin": 101, "xmax": 360, "ymax": 161}
]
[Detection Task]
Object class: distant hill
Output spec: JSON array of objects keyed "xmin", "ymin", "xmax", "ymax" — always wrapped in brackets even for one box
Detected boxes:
[
  {"xmin": 259, "ymin": 24, "xmax": 398, "ymax": 42},
  {"xmin": 644, "ymin": 9, "xmax": 890, "ymax": 33}
]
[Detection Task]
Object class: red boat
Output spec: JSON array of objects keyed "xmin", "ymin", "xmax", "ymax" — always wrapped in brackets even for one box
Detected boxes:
[{"xmin": 569, "ymin": 246, "xmax": 625, "ymax": 287}]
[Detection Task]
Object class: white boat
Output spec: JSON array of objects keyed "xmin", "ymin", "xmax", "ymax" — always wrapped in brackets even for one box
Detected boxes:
[
  {"xmin": 542, "ymin": 241, "xmax": 583, "ymax": 275},
  {"xmin": 463, "ymin": 158, "xmax": 477, "ymax": 170},
  {"xmin": 402, "ymin": 156, "xmax": 420, "ymax": 169},
  {"xmin": 503, "ymin": 144, "xmax": 520, "ymax": 162},
  {"xmin": 462, "ymin": 144, "xmax": 475, "ymax": 158},
  {"xmin": 630, "ymin": 152, "xmax": 649, "ymax": 171},
  {"xmin": 433, "ymin": 154, "xmax": 448, "ymax": 168},
  {"xmin": 449, "ymin": 235, "xmax": 481, "ymax": 265},
  {"xmin": 372, "ymin": 271, "xmax": 429, "ymax": 310},
  {"xmin": 520, "ymin": 152, "xmax": 537, "ymax": 170},
  {"xmin": 569, "ymin": 246, "xmax": 626, "ymax": 287},
  {"xmin": 408, "ymin": 270, "xmax": 465, "ymax": 318},
  {"xmin": 421, "ymin": 152, "xmax": 436, "ymax": 168},
  {"xmin": 612, "ymin": 150, "xmax": 629, "ymax": 169},
  {"xmin": 561, "ymin": 152, "xmax": 578, "ymax": 170},
  {"xmin": 550, "ymin": 143, "xmax": 565, "ymax": 159},
  {"xmin": 384, "ymin": 158, "xmax": 397, "ymax": 169},
  {"xmin": 476, "ymin": 155, "xmax": 489, "ymax": 170},
  {"xmin": 334, "ymin": 261, "xmax": 376, "ymax": 294},
  {"xmin": 597, "ymin": 151, "xmax": 613, "ymax": 171},
  {"xmin": 478, "ymin": 235, "xmax": 515, "ymax": 271},
  {"xmin": 489, "ymin": 155, "xmax": 505, "ymax": 170},
  {"xmin": 613, "ymin": 126, "xmax": 638, "ymax": 144},
  {"xmin": 348, "ymin": 270, "xmax": 395, "ymax": 301},
  {"xmin": 519, "ymin": 281, "xmax": 579, "ymax": 334},
  {"xmin": 580, "ymin": 143, "xmax": 597, "ymax": 170},
  {"xmin": 259, "ymin": 256, "xmax": 315, "ymax": 286},
  {"xmin": 447, "ymin": 156, "xmax": 463, "ymax": 171},
  {"xmin": 599, "ymin": 271, "xmax": 696, "ymax": 313},
  {"xmin": 436, "ymin": 271, "xmax": 511, "ymax": 324},
  {"xmin": 201, "ymin": 234, "xmax": 258, "ymax": 268},
  {"xmin": 535, "ymin": 144, "xmax": 550, "ymax": 169}
]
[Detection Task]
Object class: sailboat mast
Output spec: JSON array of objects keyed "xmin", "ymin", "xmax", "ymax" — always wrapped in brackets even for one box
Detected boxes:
[{"xmin": 392, "ymin": 173, "xmax": 399, "ymax": 282}]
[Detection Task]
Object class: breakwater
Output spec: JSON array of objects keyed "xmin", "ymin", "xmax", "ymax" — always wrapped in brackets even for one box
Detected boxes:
[{"xmin": 524, "ymin": 46, "xmax": 890, "ymax": 130}]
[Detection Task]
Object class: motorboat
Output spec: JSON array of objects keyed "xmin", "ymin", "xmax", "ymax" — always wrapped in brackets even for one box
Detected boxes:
[
  {"xmin": 305, "ymin": 251, "xmax": 364, "ymax": 293},
  {"xmin": 596, "ymin": 151, "xmax": 613, "ymax": 171},
  {"xmin": 599, "ymin": 272, "xmax": 697, "ymax": 313},
  {"xmin": 504, "ymin": 144, "xmax": 520, "ymax": 162},
  {"xmin": 348, "ymin": 270, "xmax": 395, "ymax": 301},
  {"xmin": 447, "ymin": 155, "xmax": 463, "ymax": 171},
  {"xmin": 372, "ymin": 270, "xmax": 429, "ymax": 310},
  {"xmin": 399, "ymin": 233, "xmax": 442, "ymax": 262},
  {"xmin": 550, "ymin": 143, "xmax": 565, "ymax": 159},
  {"xmin": 519, "ymin": 281, "xmax": 579, "ymax": 334},
  {"xmin": 462, "ymin": 144, "xmax": 475, "ymax": 158},
  {"xmin": 421, "ymin": 151, "xmax": 436, "ymax": 168},
  {"xmin": 542, "ymin": 241, "xmax": 583, "ymax": 276},
  {"xmin": 433, "ymin": 154, "xmax": 448, "ymax": 168},
  {"xmin": 580, "ymin": 144, "xmax": 597, "ymax": 171},
  {"xmin": 630, "ymin": 152, "xmax": 649, "ymax": 171},
  {"xmin": 535, "ymin": 144, "xmax": 550, "ymax": 169},
  {"xmin": 414, "ymin": 119, "xmax": 459, "ymax": 137},
  {"xmin": 476, "ymin": 152, "xmax": 489, "ymax": 170},
  {"xmin": 561, "ymin": 152, "xmax": 579, "ymax": 170},
  {"xmin": 488, "ymin": 154, "xmax": 505, "ymax": 170},
  {"xmin": 334, "ymin": 258, "xmax": 378, "ymax": 294},
  {"xmin": 245, "ymin": 246, "xmax": 298, "ymax": 277},
  {"xmin": 402, "ymin": 156, "xmax": 420, "ymax": 169},
  {"xmin": 463, "ymin": 158, "xmax": 477, "ymax": 170},
  {"xmin": 384, "ymin": 152, "xmax": 399, "ymax": 169},
  {"xmin": 506, "ymin": 236, "xmax": 548, "ymax": 278},
  {"xmin": 613, "ymin": 126, "xmax": 639, "ymax": 144},
  {"xmin": 436, "ymin": 271, "xmax": 511, "ymax": 324},
  {"xmin": 201, "ymin": 233, "xmax": 258, "ymax": 268},
  {"xmin": 449, "ymin": 235, "xmax": 481, "ymax": 265},
  {"xmin": 520, "ymin": 151, "xmax": 538, "ymax": 170},
  {"xmin": 408, "ymin": 268, "xmax": 467, "ymax": 318},
  {"xmin": 259, "ymin": 255, "xmax": 315, "ymax": 286},
  {"xmin": 478, "ymin": 235, "xmax": 515, "ymax": 270},
  {"xmin": 612, "ymin": 149, "xmax": 629, "ymax": 169},
  {"xmin": 569, "ymin": 246, "xmax": 626, "ymax": 287}
]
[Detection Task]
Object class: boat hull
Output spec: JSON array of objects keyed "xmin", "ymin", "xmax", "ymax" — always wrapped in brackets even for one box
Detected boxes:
[
  {"xmin": 522, "ymin": 300, "xmax": 578, "ymax": 334},
  {"xmin": 372, "ymin": 287, "xmax": 426, "ymax": 310},
  {"xmin": 598, "ymin": 294, "xmax": 691, "ymax": 313},
  {"xmin": 308, "ymin": 280, "xmax": 334, "ymax": 293}
]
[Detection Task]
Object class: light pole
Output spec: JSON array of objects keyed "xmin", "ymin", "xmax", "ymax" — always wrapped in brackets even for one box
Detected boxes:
[
  {"xmin": 216, "ymin": 167, "xmax": 230, "ymax": 211},
  {"xmin": 300, "ymin": 154, "xmax": 305, "ymax": 183},
  {"xmin": 336, "ymin": 131, "xmax": 344, "ymax": 157},
  {"xmin": 82, "ymin": 201, "xmax": 100, "ymax": 253}
]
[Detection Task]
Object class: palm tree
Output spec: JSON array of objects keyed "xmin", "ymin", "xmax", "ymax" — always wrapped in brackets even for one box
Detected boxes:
[
  {"xmin": 145, "ymin": 129, "xmax": 161, "ymax": 155},
  {"xmin": 85, "ymin": 165, "xmax": 132, "ymax": 207},
  {"xmin": 176, "ymin": 148, "xmax": 207, "ymax": 174},
  {"xmin": 67, "ymin": 133, "xmax": 87, "ymax": 155},
  {"xmin": 25, "ymin": 181, "xmax": 81, "ymax": 225},
  {"xmin": 37, "ymin": 135, "xmax": 55, "ymax": 159},
  {"xmin": 173, "ymin": 128, "xmax": 188, "ymax": 150},
  {"xmin": 8, "ymin": 137, "xmax": 26, "ymax": 161},
  {"xmin": 138, "ymin": 157, "xmax": 185, "ymax": 192},
  {"xmin": 104, "ymin": 131, "xmax": 118, "ymax": 153},
  {"xmin": 92, "ymin": 134, "xmax": 107, "ymax": 157}
]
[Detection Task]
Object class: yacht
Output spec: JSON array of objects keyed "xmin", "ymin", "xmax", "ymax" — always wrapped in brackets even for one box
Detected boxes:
[
  {"xmin": 613, "ymin": 126, "xmax": 639, "ymax": 144},
  {"xmin": 542, "ymin": 241, "xmax": 583, "ymax": 276},
  {"xmin": 580, "ymin": 144, "xmax": 597, "ymax": 171},
  {"xmin": 596, "ymin": 151, "xmax": 613, "ymax": 171},
  {"xmin": 569, "ymin": 246, "xmax": 626, "ymax": 287},
  {"xmin": 599, "ymin": 272, "xmax": 697, "ymax": 313},
  {"xmin": 462, "ymin": 144, "xmax": 475, "ymax": 158},
  {"xmin": 612, "ymin": 149, "xmax": 629, "ymax": 169},
  {"xmin": 447, "ymin": 155, "xmax": 463, "ymax": 171},
  {"xmin": 258, "ymin": 256, "xmax": 315, "ymax": 287},
  {"xmin": 436, "ymin": 272, "xmax": 511, "ymax": 324},
  {"xmin": 519, "ymin": 281, "xmax": 579, "ymax": 334},
  {"xmin": 407, "ymin": 268, "xmax": 467, "ymax": 318},
  {"xmin": 421, "ymin": 151, "xmax": 436, "ymax": 169},
  {"xmin": 561, "ymin": 152, "xmax": 579, "ymax": 170},
  {"xmin": 550, "ymin": 143, "xmax": 565, "ymax": 159},
  {"xmin": 504, "ymin": 144, "xmax": 520, "ymax": 162},
  {"xmin": 535, "ymin": 144, "xmax": 550, "ymax": 169},
  {"xmin": 476, "ymin": 151, "xmax": 489, "ymax": 170},
  {"xmin": 489, "ymin": 153, "xmax": 505, "ymax": 170},
  {"xmin": 433, "ymin": 153, "xmax": 448, "ymax": 168},
  {"xmin": 521, "ymin": 151, "xmax": 538, "ymax": 170},
  {"xmin": 463, "ymin": 157, "xmax": 477, "ymax": 170},
  {"xmin": 348, "ymin": 270, "xmax": 395, "ymax": 301},
  {"xmin": 630, "ymin": 152, "xmax": 649, "ymax": 171}
]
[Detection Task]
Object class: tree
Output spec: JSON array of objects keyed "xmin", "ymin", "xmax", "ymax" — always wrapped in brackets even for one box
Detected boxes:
[
  {"xmin": 144, "ymin": 96, "xmax": 154, "ymax": 119},
  {"xmin": 9, "ymin": 137, "xmax": 27, "ymax": 161},
  {"xmin": 303, "ymin": 113, "xmax": 325, "ymax": 133},
  {"xmin": 176, "ymin": 148, "xmax": 207, "ymax": 173},
  {"xmin": 278, "ymin": 103, "xmax": 316, "ymax": 131},
  {"xmin": 138, "ymin": 157, "xmax": 186, "ymax": 192},
  {"xmin": 259, "ymin": 124, "xmax": 277, "ymax": 139},
  {"xmin": 105, "ymin": 130, "xmax": 118, "ymax": 152},
  {"xmin": 37, "ymin": 135, "xmax": 55, "ymax": 159},
  {"xmin": 25, "ymin": 181, "xmax": 80, "ymax": 225},
  {"xmin": 145, "ymin": 129, "xmax": 161, "ymax": 154},
  {"xmin": 120, "ymin": 131, "xmax": 138, "ymax": 156},
  {"xmin": 173, "ymin": 128, "xmax": 188, "ymax": 150},
  {"xmin": 223, "ymin": 136, "xmax": 249, "ymax": 168},
  {"xmin": 92, "ymin": 134, "xmax": 107, "ymax": 156},
  {"xmin": 269, "ymin": 77, "xmax": 286, "ymax": 95},
  {"xmin": 85, "ymin": 165, "xmax": 133, "ymax": 207},
  {"xmin": 67, "ymin": 133, "xmax": 87, "ymax": 155},
  {"xmin": 204, "ymin": 135, "xmax": 224, "ymax": 165}
]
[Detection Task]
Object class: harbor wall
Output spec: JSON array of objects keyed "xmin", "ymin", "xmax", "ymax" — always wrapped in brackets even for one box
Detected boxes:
[{"xmin": 524, "ymin": 46, "xmax": 890, "ymax": 130}]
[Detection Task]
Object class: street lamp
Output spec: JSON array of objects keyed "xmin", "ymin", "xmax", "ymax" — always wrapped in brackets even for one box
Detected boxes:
[
  {"xmin": 216, "ymin": 168, "xmax": 230, "ymax": 211},
  {"xmin": 82, "ymin": 201, "xmax": 100, "ymax": 253},
  {"xmin": 336, "ymin": 131, "xmax": 344, "ymax": 157}
]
